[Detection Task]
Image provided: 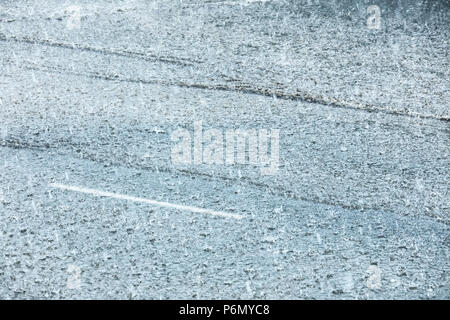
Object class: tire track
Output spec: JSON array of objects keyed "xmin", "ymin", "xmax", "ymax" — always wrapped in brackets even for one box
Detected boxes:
[
  {"xmin": 22, "ymin": 62, "xmax": 450, "ymax": 123},
  {"xmin": 0, "ymin": 138, "xmax": 377, "ymax": 213},
  {"xmin": 0, "ymin": 33, "xmax": 202, "ymax": 67},
  {"xmin": 1, "ymin": 140, "xmax": 448, "ymax": 225},
  {"xmin": 3, "ymin": 32, "xmax": 449, "ymax": 122}
]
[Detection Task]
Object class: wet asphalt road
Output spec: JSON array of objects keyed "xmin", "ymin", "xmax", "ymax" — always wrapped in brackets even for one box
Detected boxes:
[{"xmin": 0, "ymin": 0, "xmax": 449, "ymax": 299}]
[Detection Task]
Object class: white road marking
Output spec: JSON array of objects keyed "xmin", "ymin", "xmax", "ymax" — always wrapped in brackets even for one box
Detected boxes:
[{"xmin": 49, "ymin": 183, "xmax": 243, "ymax": 220}]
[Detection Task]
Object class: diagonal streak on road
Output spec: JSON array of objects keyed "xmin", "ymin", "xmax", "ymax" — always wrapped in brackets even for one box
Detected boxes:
[{"xmin": 49, "ymin": 182, "xmax": 243, "ymax": 220}]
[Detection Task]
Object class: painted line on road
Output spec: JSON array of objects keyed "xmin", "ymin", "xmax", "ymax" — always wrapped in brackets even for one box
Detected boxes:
[{"xmin": 49, "ymin": 183, "xmax": 243, "ymax": 220}]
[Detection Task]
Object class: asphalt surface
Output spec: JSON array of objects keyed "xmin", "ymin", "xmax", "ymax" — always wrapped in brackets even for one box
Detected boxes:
[{"xmin": 0, "ymin": 0, "xmax": 449, "ymax": 299}]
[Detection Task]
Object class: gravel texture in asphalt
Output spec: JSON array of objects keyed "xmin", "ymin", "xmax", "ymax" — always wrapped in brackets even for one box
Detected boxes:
[{"xmin": 0, "ymin": 0, "xmax": 448, "ymax": 299}]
